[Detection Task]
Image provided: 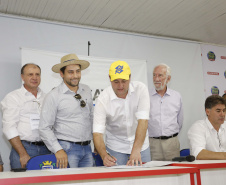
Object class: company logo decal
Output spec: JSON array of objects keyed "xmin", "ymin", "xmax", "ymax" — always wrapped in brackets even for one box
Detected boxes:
[
  {"xmin": 207, "ymin": 51, "xmax": 216, "ymax": 61},
  {"xmin": 39, "ymin": 160, "xmax": 56, "ymax": 169},
  {"xmin": 211, "ymin": 86, "xmax": 219, "ymax": 95},
  {"xmin": 115, "ymin": 65, "xmax": 124, "ymax": 74},
  {"xmin": 207, "ymin": 72, "xmax": 219, "ymax": 75}
]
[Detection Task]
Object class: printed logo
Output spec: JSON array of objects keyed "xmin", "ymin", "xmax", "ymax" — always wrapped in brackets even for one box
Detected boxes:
[
  {"xmin": 211, "ymin": 86, "xmax": 219, "ymax": 95},
  {"xmin": 207, "ymin": 72, "xmax": 219, "ymax": 75},
  {"xmin": 39, "ymin": 160, "xmax": 56, "ymax": 169},
  {"xmin": 220, "ymin": 56, "xmax": 226, "ymax": 59},
  {"xmin": 207, "ymin": 51, "xmax": 216, "ymax": 61},
  {"xmin": 115, "ymin": 65, "xmax": 124, "ymax": 74}
]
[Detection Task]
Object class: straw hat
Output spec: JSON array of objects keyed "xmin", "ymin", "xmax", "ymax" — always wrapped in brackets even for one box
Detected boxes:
[{"xmin": 52, "ymin": 54, "xmax": 90, "ymax": 73}]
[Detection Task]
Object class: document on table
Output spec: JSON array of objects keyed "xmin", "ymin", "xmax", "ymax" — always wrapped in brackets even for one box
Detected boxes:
[
  {"xmin": 107, "ymin": 165, "xmax": 144, "ymax": 169},
  {"xmin": 143, "ymin": 161, "xmax": 173, "ymax": 167},
  {"xmin": 107, "ymin": 161, "xmax": 173, "ymax": 169}
]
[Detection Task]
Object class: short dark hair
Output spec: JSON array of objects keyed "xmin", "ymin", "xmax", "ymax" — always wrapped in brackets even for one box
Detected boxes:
[
  {"xmin": 60, "ymin": 64, "xmax": 81, "ymax": 74},
  {"xmin": 21, "ymin": 63, "xmax": 41, "ymax": 74},
  {"xmin": 60, "ymin": 66, "xmax": 66, "ymax": 74},
  {"xmin": 205, "ymin": 95, "xmax": 226, "ymax": 109}
]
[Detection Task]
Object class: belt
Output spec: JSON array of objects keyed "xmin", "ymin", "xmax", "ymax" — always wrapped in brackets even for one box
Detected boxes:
[
  {"xmin": 75, "ymin": 141, "xmax": 91, "ymax": 146},
  {"xmin": 22, "ymin": 140, "xmax": 45, "ymax": 146},
  {"xmin": 59, "ymin": 140, "xmax": 91, "ymax": 146},
  {"xmin": 151, "ymin": 133, "xmax": 178, "ymax": 140}
]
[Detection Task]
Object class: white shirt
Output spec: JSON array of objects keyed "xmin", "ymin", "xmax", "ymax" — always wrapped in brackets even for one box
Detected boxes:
[
  {"xmin": 188, "ymin": 118, "xmax": 226, "ymax": 158},
  {"xmin": 1, "ymin": 85, "xmax": 45, "ymax": 141},
  {"xmin": 39, "ymin": 82, "xmax": 93, "ymax": 153},
  {"xmin": 93, "ymin": 81, "xmax": 150, "ymax": 154},
  {"xmin": 148, "ymin": 88, "xmax": 183, "ymax": 137}
]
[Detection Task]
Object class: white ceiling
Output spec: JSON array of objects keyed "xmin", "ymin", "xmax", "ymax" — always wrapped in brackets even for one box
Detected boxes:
[{"xmin": 1, "ymin": 0, "xmax": 226, "ymax": 45}]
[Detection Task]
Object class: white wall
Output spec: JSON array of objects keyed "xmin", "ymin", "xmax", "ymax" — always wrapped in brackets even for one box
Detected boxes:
[{"xmin": 0, "ymin": 15, "xmax": 205, "ymax": 171}]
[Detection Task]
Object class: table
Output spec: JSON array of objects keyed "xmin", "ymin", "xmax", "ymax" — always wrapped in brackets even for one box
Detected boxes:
[
  {"xmin": 171, "ymin": 160, "xmax": 226, "ymax": 185},
  {"xmin": 0, "ymin": 166, "xmax": 199, "ymax": 185}
]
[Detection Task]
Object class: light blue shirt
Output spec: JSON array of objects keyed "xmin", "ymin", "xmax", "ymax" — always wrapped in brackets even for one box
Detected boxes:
[
  {"xmin": 39, "ymin": 82, "xmax": 93, "ymax": 153},
  {"xmin": 148, "ymin": 88, "xmax": 183, "ymax": 137}
]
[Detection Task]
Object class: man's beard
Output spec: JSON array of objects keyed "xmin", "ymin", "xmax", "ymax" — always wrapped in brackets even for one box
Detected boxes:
[
  {"xmin": 65, "ymin": 78, "xmax": 80, "ymax": 87},
  {"xmin": 154, "ymin": 78, "xmax": 167, "ymax": 91}
]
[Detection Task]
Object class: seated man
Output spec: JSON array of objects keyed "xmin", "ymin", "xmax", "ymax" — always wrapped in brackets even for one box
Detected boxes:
[{"xmin": 188, "ymin": 95, "xmax": 226, "ymax": 159}]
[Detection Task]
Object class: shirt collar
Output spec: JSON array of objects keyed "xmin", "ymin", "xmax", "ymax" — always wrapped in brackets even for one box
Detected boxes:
[
  {"xmin": 21, "ymin": 85, "xmax": 42, "ymax": 96},
  {"xmin": 206, "ymin": 117, "xmax": 225, "ymax": 132},
  {"xmin": 150, "ymin": 87, "xmax": 170, "ymax": 96},
  {"xmin": 61, "ymin": 82, "xmax": 83, "ymax": 94},
  {"xmin": 110, "ymin": 82, "xmax": 134, "ymax": 100}
]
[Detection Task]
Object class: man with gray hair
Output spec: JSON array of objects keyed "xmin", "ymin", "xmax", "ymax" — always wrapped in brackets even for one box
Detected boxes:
[{"xmin": 148, "ymin": 64, "xmax": 183, "ymax": 161}]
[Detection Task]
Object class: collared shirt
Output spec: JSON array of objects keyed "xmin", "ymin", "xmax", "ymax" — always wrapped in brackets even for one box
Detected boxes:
[
  {"xmin": 93, "ymin": 81, "xmax": 150, "ymax": 154},
  {"xmin": 148, "ymin": 88, "xmax": 183, "ymax": 137},
  {"xmin": 1, "ymin": 85, "xmax": 45, "ymax": 141},
  {"xmin": 188, "ymin": 118, "xmax": 226, "ymax": 158},
  {"xmin": 39, "ymin": 82, "xmax": 93, "ymax": 154}
]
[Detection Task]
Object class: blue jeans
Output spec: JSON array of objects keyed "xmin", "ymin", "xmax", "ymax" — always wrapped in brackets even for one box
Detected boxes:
[
  {"xmin": 10, "ymin": 140, "xmax": 51, "ymax": 169},
  {"xmin": 106, "ymin": 146, "xmax": 151, "ymax": 165},
  {"xmin": 58, "ymin": 140, "xmax": 93, "ymax": 168}
]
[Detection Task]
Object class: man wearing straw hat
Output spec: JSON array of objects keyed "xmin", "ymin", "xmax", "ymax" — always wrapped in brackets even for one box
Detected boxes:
[
  {"xmin": 39, "ymin": 54, "xmax": 93, "ymax": 168},
  {"xmin": 93, "ymin": 60, "xmax": 151, "ymax": 167}
]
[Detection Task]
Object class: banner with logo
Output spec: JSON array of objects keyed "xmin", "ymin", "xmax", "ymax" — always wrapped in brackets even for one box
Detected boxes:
[
  {"xmin": 201, "ymin": 44, "xmax": 226, "ymax": 97},
  {"xmin": 21, "ymin": 48, "xmax": 148, "ymax": 105}
]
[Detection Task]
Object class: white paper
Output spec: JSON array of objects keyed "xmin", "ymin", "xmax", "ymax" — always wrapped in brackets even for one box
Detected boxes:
[
  {"xmin": 107, "ymin": 161, "xmax": 173, "ymax": 169},
  {"xmin": 30, "ymin": 114, "xmax": 40, "ymax": 130},
  {"xmin": 106, "ymin": 165, "xmax": 144, "ymax": 169},
  {"xmin": 143, "ymin": 161, "xmax": 173, "ymax": 167}
]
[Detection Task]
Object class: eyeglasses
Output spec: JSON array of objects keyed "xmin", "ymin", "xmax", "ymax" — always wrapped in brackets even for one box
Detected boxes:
[{"xmin": 74, "ymin": 94, "xmax": 86, "ymax": 108}]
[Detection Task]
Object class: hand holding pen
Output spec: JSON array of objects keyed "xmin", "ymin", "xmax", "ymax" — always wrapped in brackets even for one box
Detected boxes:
[{"xmin": 103, "ymin": 151, "xmax": 117, "ymax": 167}]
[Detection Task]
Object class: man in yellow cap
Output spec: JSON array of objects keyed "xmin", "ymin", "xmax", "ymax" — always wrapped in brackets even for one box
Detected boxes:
[
  {"xmin": 39, "ymin": 54, "xmax": 93, "ymax": 168},
  {"xmin": 93, "ymin": 61, "xmax": 151, "ymax": 167}
]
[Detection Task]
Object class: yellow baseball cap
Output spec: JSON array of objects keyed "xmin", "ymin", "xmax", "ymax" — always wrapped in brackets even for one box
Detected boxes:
[{"xmin": 109, "ymin": 60, "xmax": 131, "ymax": 81}]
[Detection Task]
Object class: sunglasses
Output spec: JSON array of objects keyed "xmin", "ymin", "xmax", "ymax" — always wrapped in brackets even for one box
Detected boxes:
[{"xmin": 74, "ymin": 94, "xmax": 86, "ymax": 108}]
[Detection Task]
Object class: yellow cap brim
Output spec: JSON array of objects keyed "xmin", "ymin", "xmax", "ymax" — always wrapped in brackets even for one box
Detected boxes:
[{"xmin": 110, "ymin": 74, "xmax": 130, "ymax": 81}]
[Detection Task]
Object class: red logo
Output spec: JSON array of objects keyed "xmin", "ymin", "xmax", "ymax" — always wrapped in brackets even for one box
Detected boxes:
[
  {"xmin": 220, "ymin": 56, "xmax": 226, "ymax": 59},
  {"xmin": 207, "ymin": 72, "xmax": 219, "ymax": 75}
]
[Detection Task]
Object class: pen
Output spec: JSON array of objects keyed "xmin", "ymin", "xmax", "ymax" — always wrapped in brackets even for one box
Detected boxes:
[{"xmin": 106, "ymin": 151, "xmax": 118, "ymax": 165}]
